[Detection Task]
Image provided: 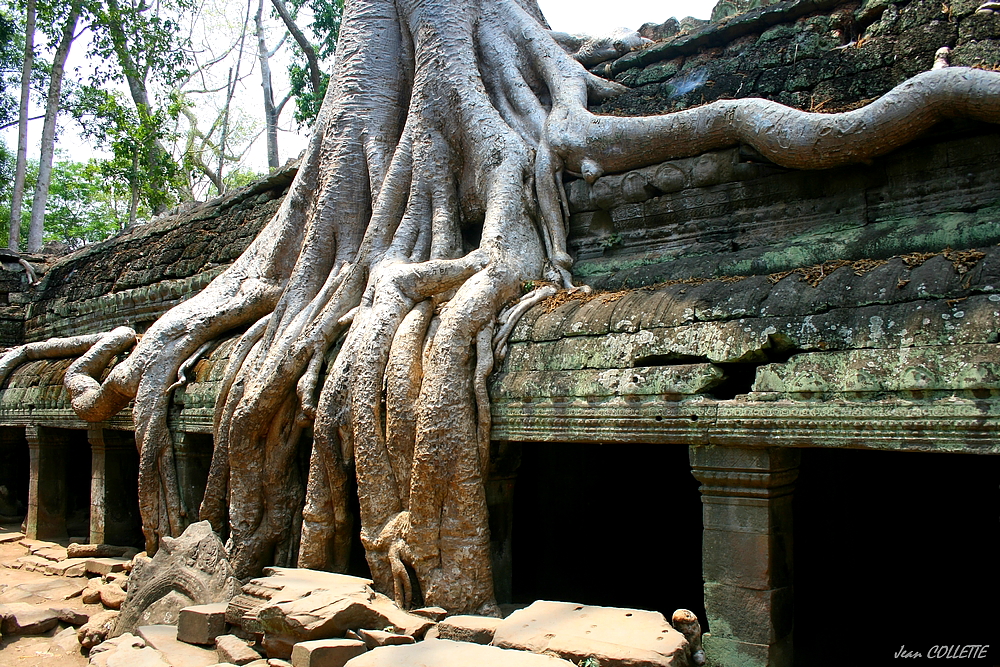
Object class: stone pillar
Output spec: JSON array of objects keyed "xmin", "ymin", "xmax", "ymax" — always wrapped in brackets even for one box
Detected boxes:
[
  {"xmin": 89, "ymin": 427, "xmax": 139, "ymax": 545},
  {"xmin": 25, "ymin": 425, "xmax": 70, "ymax": 540},
  {"xmin": 689, "ymin": 446, "xmax": 799, "ymax": 667}
]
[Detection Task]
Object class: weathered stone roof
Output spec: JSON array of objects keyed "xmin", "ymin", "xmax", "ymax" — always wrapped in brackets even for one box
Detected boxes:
[
  {"xmin": 17, "ymin": 164, "xmax": 296, "ymax": 343},
  {"xmin": 593, "ymin": 0, "xmax": 1000, "ymax": 116}
]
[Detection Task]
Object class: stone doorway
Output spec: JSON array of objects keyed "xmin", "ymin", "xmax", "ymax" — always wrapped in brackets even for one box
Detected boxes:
[
  {"xmin": 793, "ymin": 448, "xmax": 998, "ymax": 665},
  {"xmin": 509, "ymin": 441, "xmax": 705, "ymax": 626},
  {"xmin": 0, "ymin": 427, "xmax": 29, "ymax": 523}
]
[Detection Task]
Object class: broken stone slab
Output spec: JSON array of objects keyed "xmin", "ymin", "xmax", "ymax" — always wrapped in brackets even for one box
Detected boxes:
[
  {"xmin": 68, "ymin": 543, "xmax": 139, "ymax": 559},
  {"xmin": 0, "ymin": 602, "xmax": 61, "ymax": 634},
  {"xmin": 138, "ymin": 624, "xmax": 222, "ymax": 667},
  {"xmin": 491, "ymin": 601, "xmax": 696, "ymax": 667},
  {"xmin": 22, "ymin": 538, "xmax": 61, "ymax": 553},
  {"xmin": 87, "ymin": 557, "xmax": 131, "ymax": 576},
  {"xmin": 0, "ymin": 585, "xmax": 35, "ymax": 603},
  {"xmin": 78, "ymin": 610, "xmax": 120, "ymax": 649},
  {"xmin": 34, "ymin": 545, "xmax": 69, "ymax": 562},
  {"xmin": 354, "ymin": 628, "xmax": 415, "ymax": 649},
  {"xmin": 289, "ymin": 638, "xmax": 367, "ymax": 667},
  {"xmin": 101, "ymin": 582, "xmax": 128, "ymax": 609},
  {"xmin": 227, "ymin": 568, "xmax": 373, "ymax": 633},
  {"xmin": 0, "ymin": 529, "xmax": 25, "ymax": 544},
  {"xmin": 256, "ymin": 591, "xmax": 434, "ymax": 646},
  {"xmin": 343, "ymin": 638, "xmax": 579, "ymax": 667},
  {"xmin": 46, "ymin": 557, "xmax": 90, "ymax": 577},
  {"xmin": 51, "ymin": 605, "xmax": 91, "ymax": 625},
  {"xmin": 90, "ymin": 633, "xmax": 172, "ymax": 667},
  {"xmin": 178, "ymin": 602, "xmax": 229, "ymax": 645},
  {"xmin": 215, "ymin": 634, "xmax": 264, "ymax": 665},
  {"xmin": 116, "ymin": 522, "xmax": 239, "ymax": 637},
  {"xmin": 17, "ymin": 554, "xmax": 54, "ymax": 572},
  {"xmin": 52, "ymin": 625, "xmax": 82, "ymax": 653},
  {"xmin": 436, "ymin": 614, "xmax": 501, "ymax": 645},
  {"xmin": 410, "ymin": 607, "xmax": 447, "ymax": 622},
  {"xmin": 15, "ymin": 578, "xmax": 86, "ymax": 601}
]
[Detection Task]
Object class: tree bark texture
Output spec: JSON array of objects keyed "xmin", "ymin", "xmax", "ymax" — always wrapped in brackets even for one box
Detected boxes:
[
  {"xmin": 8, "ymin": 0, "xmax": 36, "ymax": 251},
  {"xmin": 3, "ymin": 0, "xmax": 999, "ymax": 617},
  {"xmin": 28, "ymin": 3, "xmax": 81, "ymax": 253}
]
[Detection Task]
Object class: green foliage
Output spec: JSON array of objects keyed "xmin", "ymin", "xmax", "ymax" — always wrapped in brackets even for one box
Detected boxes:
[
  {"xmin": 287, "ymin": 0, "xmax": 342, "ymax": 126},
  {"xmin": 70, "ymin": 86, "xmax": 184, "ymax": 215},
  {"xmin": 0, "ymin": 6, "xmax": 20, "ymax": 128},
  {"xmin": 578, "ymin": 658, "xmax": 601, "ymax": 667},
  {"xmin": 224, "ymin": 167, "xmax": 264, "ymax": 191},
  {"xmin": 1, "ymin": 142, "xmax": 137, "ymax": 250},
  {"xmin": 43, "ymin": 158, "xmax": 136, "ymax": 248}
]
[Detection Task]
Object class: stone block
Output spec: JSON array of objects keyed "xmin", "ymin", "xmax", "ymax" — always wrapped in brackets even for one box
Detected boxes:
[
  {"xmin": 100, "ymin": 582, "xmax": 127, "ymax": 609},
  {"xmin": 45, "ymin": 557, "xmax": 90, "ymax": 577},
  {"xmin": 703, "ymin": 583, "xmax": 793, "ymax": 646},
  {"xmin": 68, "ymin": 543, "xmax": 137, "ymax": 558},
  {"xmin": 0, "ymin": 602, "xmax": 60, "ymax": 634},
  {"xmin": 77, "ymin": 609, "xmax": 119, "ymax": 649},
  {"xmin": 178, "ymin": 602, "xmax": 230, "ymax": 645},
  {"xmin": 0, "ymin": 529, "xmax": 24, "ymax": 543},
  {"xmin": 492, "ymin": 601, "xmax": 694, "ymax": 666},
  {"xmin": 34, "ymin": 545, "xmax": 68, "ymax": 561},
  {"xmin": 354, "ymin": 627, "xmax": 415, "ymax": 649},
  {"xmin": 51, "ymin": 605, "xmax": 90, "ymax": 625},
  {"xmin": 138, "ymin": 624, "xmax": 222, "ymax": 667},
  {"xmin": 215, "ymin": 634, "xmax": 263, "ymax": 665},
  {"xmin": 436, "ymin": 614, "xmax": 502, "ymax": 644},
  {"xmin": 86, "ymin": 557, "xmax": 131, "ymax": 575},
  {"xmin": 410, "ymin": 606, "xmax": 447, "ymax": 621},
  {"xmin": 17, "ymin": 554, "xmax": 53, "ymax": 572},
  {"xmin": 702, "ymin": 633, "xmax": 792, "ymax": 667},
  {"xmin": 344, "ymin": 638, "xmax": 578, "ymax": 667},
  {"xmin": 701, "ymin": 529, "xmax": 792, "ymax": 590},
  {"xmin": 290, "ymin": 639, "xmax": 367, "ymax": 667}
]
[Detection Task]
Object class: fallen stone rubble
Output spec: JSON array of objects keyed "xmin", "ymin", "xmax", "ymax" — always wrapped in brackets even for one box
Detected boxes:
[{"xmin": 1, "ymin": 524, "xmax": 707, "ymax": 666}]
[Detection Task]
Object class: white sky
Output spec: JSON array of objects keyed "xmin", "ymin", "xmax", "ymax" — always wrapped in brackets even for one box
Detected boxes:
[
  {"xmin": 538, "ymin": 0, "xmax": 716, "ymax": 34},
  {"xmin": 2, "ymin": 0, "xmax": 717, "ymax": 188}
]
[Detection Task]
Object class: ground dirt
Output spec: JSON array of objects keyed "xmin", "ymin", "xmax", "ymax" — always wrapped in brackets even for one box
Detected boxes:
[{"xmin": 0, "ymin": 525, "xmax": 95, "ymax": 667}]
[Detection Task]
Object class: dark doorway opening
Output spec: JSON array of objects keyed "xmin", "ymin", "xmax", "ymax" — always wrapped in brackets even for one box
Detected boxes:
[
  {"xmin": 794, "ymin": 448, "xmax": 998, "ymax": 666},
  {"xmin": 102, "ymin": 430, "xmax": 143, "ymax": 548},
  {"xmin": 511, "ymin": 442, "xmax": 706, "ymax": 628},
  {"xmin": 0, "ymin": 427, "xmax": 29, "ymax": 522},
  {"xmin": 64, "ymin": 429, "xmax": 92, "ymax": 541}
]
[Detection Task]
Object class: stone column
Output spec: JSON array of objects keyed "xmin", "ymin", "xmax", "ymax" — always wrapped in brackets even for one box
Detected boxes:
[
  {"xmin": 89, "ymin": 427, "xmax": 139, "ymax": 545},
  {"xmin": 689, "ymin": 446, "xmax": 799, "ymax": 667},
  {"xmin": 25, "ymin": 425, "xmax": 70, "ymax": 540}
]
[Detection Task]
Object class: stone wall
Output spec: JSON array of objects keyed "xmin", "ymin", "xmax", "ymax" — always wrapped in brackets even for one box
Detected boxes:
[{"xmin": 594, "ymin": 0, "xmax": 1000, "ymax": 116}]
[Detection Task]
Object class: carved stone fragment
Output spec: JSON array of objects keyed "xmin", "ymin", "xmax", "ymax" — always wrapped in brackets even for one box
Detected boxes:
[{"xmin": 114, "ymin": 521, "xmax": 239, "ymax": 636}]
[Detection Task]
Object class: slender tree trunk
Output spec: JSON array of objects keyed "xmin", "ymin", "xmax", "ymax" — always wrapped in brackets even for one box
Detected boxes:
[
  {"xmin": 269, "ymin": 0, "xmax": 322, "ymax": 94},
  {"xmin": 8, "ymin": 0, "xmax": 36, "ymax": 251},
  {"xmin": 27, "ymin": 4, "xmax": 81, "ymax": 253},
  {"xmin": 256, "ymin": 0, "xmax": 280, "ymax": 169}
]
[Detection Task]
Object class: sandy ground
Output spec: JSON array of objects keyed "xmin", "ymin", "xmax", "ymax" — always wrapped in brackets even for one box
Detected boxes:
[{"xmin": 0, "ymin": 526, "xmax": 95, "ymax": 667}]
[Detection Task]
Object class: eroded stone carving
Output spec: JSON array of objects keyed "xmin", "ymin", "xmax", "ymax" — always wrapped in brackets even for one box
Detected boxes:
[{"xmin": 114, "ymin": 521, "xmax": 238, "ymax": 636}]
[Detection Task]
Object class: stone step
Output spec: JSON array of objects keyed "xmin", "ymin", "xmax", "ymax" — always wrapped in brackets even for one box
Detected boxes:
[{"xmin": 0, "ymin": 529, "xmax": 25, "ymax": 544}]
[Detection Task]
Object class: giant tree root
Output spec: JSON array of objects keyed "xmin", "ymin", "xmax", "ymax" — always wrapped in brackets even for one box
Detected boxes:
[{"xmin": 3, "ymin": 0, "xmax": 993, "ymax": 617}]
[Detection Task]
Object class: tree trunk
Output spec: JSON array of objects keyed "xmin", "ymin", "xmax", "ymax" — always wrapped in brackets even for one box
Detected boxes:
[
  {"xmin": 7, "ymin": 0, "xmax": 994, "ymax": 619},
  {"xmin": 27, "ymin": 3, "xmax": 81, "ymax": 253},
  {"xmin": 270, "ymin": 0, "xmax": 322, "ymax": 94},
  {"xmin": 256, "ymin": 0, "xmax": 281, "ymax": 170},
  {"xmin": 8, "ymin": 0, "xmax": 36, "ymax": 251}
]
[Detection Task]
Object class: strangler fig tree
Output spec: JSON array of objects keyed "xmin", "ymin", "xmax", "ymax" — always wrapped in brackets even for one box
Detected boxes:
[{"xmin": 3, "ymin": 0, "xmax": 1000, "ymax": 615}]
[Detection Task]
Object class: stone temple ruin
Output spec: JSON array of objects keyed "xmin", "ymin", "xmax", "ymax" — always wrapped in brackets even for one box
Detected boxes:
[{"xmin": 1, "ymin": 0, "xmax": 999, "ymax": 664}]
